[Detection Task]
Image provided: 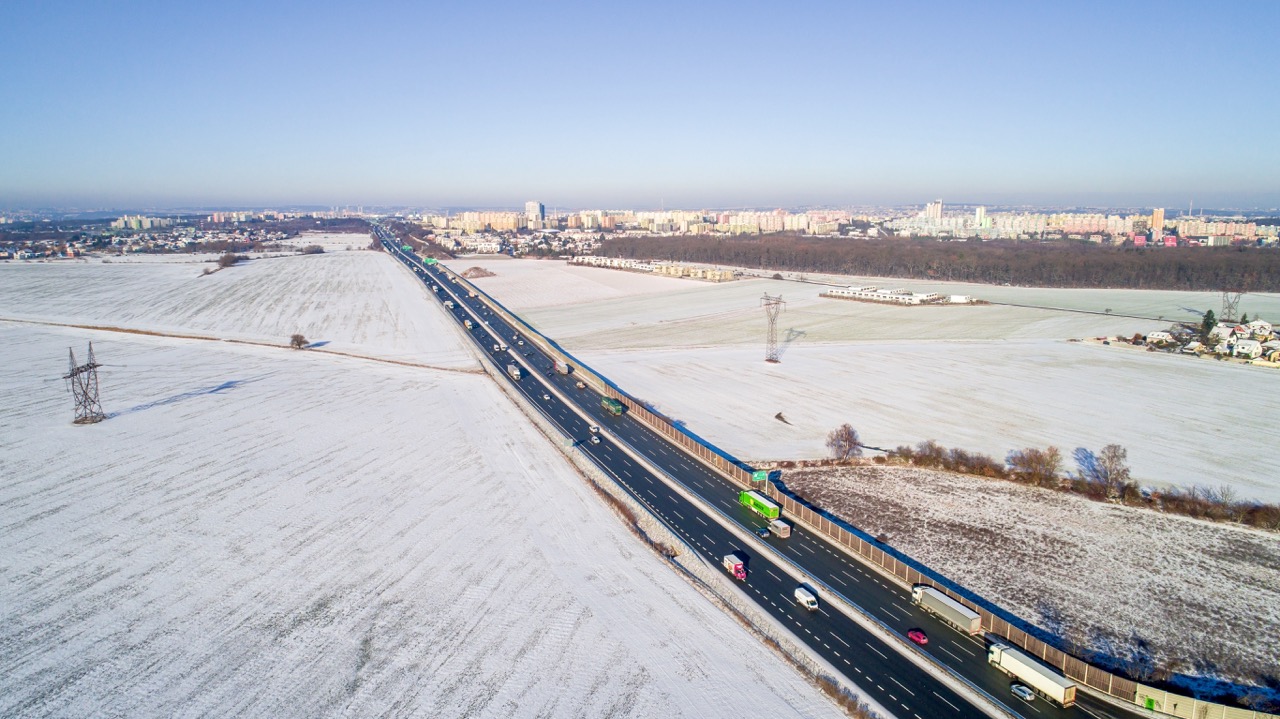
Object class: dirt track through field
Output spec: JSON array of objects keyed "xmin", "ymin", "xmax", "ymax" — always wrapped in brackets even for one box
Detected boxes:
[{"xmin": 0, "ymin": 317, "xmax": 484, "ymax": 375}]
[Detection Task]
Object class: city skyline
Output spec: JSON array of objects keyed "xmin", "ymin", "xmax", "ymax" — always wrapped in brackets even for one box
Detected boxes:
[{"xmin": 2, "ymin": 1, "xmax": 1278, "ymax": 208}]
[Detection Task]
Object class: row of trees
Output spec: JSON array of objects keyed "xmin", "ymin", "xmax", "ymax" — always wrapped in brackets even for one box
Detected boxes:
[
  {"xmin": 878, "ymin": 438, "xmax": 1280, "ymax": 530},
  {"xmin": 597, "ymin": 235, "xmax": 1280, "ymax": 291}
]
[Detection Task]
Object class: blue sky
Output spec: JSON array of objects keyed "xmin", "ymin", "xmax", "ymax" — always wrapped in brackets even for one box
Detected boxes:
[{"xmin": 2, "ymin": 0, "xmax": 1277, "ymax": 209}]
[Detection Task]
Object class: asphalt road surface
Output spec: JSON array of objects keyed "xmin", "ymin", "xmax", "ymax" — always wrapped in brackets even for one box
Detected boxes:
[{"xmin": 378, "ymin": 232, "xmax": 1146, "ymax": 719}]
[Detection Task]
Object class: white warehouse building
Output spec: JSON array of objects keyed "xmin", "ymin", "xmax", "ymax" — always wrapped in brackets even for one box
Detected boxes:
[{"xmin": 823, "ymin": 286, "xmax": 943, "ymax": 305}]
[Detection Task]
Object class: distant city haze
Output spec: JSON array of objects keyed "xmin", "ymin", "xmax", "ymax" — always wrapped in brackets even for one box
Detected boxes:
[{"xmin": 2, "ymin": 1, "xmax": 1278, "ymax": 208}]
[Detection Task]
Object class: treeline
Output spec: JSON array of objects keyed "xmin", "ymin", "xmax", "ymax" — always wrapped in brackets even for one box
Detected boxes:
[
  {"xmin": 214, "ymin": 217, "xmax": 371, "ymax": 235},
  {"xmin": 885, "ymin": 440, "xmax": 1280, "ymax": 531},
  {"xmin": 596, "ymin": 235, "xmax": 1280, "ymax": 291}
]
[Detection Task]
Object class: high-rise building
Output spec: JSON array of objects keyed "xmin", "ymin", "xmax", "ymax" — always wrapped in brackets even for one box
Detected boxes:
[
  {"xmin": 1150, "ymin": 208, "xmax": 1165, "ymax": 234},
  {"xmin": 925, "ymin": 199, "xmax": 943, "ymax": 221},
  {"xmin": 974, "ymin": 206, "xmax": 986, "ymax": 226},
  {"xmin": 525, "ymin": 201, "xmax": 545, "ymax": 222}
]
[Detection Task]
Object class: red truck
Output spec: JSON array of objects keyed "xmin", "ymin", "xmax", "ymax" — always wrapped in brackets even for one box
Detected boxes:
[{"xmin": 722, "ymin": 553, "xmax": 747, "ymax": 581}]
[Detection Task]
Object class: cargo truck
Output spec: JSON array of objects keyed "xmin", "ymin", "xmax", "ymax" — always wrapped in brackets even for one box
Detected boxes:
[
  {"xmin": 987, "ymin": 643, "xmax": 1077, "ymax": 707},
  {"xmin": 506, "ymin": 364, "xmax": 522, "ymax": 380},
  {"xmin": 554, "ymin": 360, "xmax": 571, "ymax": 374},
  {"xmin": 601, "ymin": 397, "xmax": 625, "ymax": 416},
  {"xmin": 911, "ymin": 585, "xmax": 982, "ymax": 636},
  {"xmin": 738, "ymin": 490, "xmax": 780, "ymax": 520},
  {"xmin": 444, "ymin": 300, "xmax": 454, "ymax": 308},
  {"xmin": 767, "ymin": 519, "xmax": 792, "ymax": 538},
  {"xmin": 463, "ymin": 319, "xmax": 473, "ymax": 329},
  {"xmin": 722, "ymin": 553, "xmax": 747, "ymax": 580}
]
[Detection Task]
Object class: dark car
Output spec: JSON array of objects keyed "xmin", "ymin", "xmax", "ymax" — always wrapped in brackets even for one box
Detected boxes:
[{"xmin": 755, "ymin": 527, "xmax": 770, "ymax": 538}]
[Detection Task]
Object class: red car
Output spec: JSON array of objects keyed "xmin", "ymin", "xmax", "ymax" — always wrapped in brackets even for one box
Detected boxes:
[{"xmin": 907, "ymin": 629, "xmax": 928, "ymax": 646}]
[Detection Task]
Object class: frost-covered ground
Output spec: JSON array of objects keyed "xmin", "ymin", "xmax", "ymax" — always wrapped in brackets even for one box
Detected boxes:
[
  {"xmin": 0, "ymin": 253, "xmax": 842, "ymax": 718},
  {"xmin": 0, "ymin": 249, "xmax": 474, "ymax": 367},
  {"xmin": 452, "ymin": 258, "xmax": 1280, "ymax": 502},
  {"xmin": 783, "ymin": 464, "xmax": 1280, "ymax": 693}
]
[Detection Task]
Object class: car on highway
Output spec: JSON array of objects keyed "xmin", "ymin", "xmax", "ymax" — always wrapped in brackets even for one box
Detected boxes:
[
  {"xmin": 541, "ymin": 393, "xmax": 550, "ymax": 400},
  {"xmin": 517, "ymin": 340, "xmax": 524, "ymax": 345},
  {"xmin": 589, "ymin": 425, "xmax": 599, "ymax": 433},
  {"xmin": 907, "ymin": 629, "xmax": 928, "ymax": 645},
  {"xmin": 1011, "ymin": 684, "xmax": 1034, "ymax": 702},
  {"xmin": 589, "ymin": 435, "xmax": 601, "ymax": 445},
  {"xmin": 755, "ymin": 526, "xmax": 770, "ymax": 538}
]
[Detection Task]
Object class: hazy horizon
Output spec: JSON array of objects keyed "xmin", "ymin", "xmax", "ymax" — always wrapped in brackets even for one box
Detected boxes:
[{"xmin": 3, "ymin": 1, "xmax": 1278, "ymax": 208}]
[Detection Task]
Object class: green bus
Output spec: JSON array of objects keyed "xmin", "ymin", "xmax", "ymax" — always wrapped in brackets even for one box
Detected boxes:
[
  {"xmin": 738, "ymin": 490, "xmax": 780, "ymax": 519},
  {"xmin": 401, "ymin": 244, "xmax": 413, "ymax": 252},
  {"xmin": 601, "ymin": 397, "xmax": 625, "ymax": 416}
]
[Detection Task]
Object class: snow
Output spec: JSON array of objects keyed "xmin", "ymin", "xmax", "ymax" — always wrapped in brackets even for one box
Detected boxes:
[
  {"xmin": 450, "ymin": 259, "xmax": 1280, "ymax": 503},
  {"xmin": 572, "ymin": 340, "xmax": 1280, "ymax": 503},
  {"xmin": 441, "ymin": 257, "xmax": 1280, "ymax": 696},
  {"xmin": 0, "ymin": 250, "xmax": 475, "ymax": 368},
  {"xmin": 445, "ymin": 255, "xmax": 693, "ymax": 309},
  {"xmin": 784, "ymin": 464, "xmax": 1280, "ymax": 693},
  {"xmin": 0, "ymin": 252, "xmax": 843, "ymax": 718}
]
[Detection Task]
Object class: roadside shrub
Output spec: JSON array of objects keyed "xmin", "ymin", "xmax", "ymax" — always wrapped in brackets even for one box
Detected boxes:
[
  {"xmin": 299, "ymin": 244, "xmax": 325, "ymax": 255},
  {"xmin": 1006, "ymin": 446, "xmax": 1063, "ymax": 487}
]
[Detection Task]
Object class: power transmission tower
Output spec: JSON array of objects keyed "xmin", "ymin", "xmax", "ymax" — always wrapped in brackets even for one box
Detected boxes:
[
  {"xmin": 761, "ymin": 294, "xmax": 785, "ymax": 363},
  {"xmin": 1221, "ymin": 291, "xmax": 1243, "ymax": 323},
  {"xmin": 64, "ymin": 342, "xmax": 105, "ymax": 424}
]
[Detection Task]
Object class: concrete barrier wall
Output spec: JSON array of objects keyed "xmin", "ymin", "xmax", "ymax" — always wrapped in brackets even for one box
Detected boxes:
[{"xmin": 434, "ymin": 257, "xmax": 1277, "ymax": 719}]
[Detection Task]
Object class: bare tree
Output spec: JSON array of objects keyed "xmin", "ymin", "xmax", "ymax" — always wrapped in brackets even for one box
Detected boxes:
[
  {"xmin": 1097, "ymin": 444, "xmax": 1130, "ymax": 498},
  {"xmin": 290, "ymin": 334, "xmax": 308, "ymax": 349},
  {"xmin": 217, "ymin": 252, "xmax": 238, "ymax": 268},
  {"xmin": 1006, "ymin": 446, "xmax": 1063, "ymax": 486},
  {"xmin": 826, "ymin": 424, "xmax": 864, "ymax": 460}
]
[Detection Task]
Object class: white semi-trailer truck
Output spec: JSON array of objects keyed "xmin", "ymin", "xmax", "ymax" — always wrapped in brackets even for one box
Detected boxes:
[
  {"xmin": 910, "ymin": 585, "xmax": 982, "ymax": 635},
  {"xmin": 988, "ymin": 643, "xmax": 1077, "ymax": 707}
]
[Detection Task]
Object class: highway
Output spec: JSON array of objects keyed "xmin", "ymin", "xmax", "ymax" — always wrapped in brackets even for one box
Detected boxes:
[{"xmin": 377, "ymin": 228, "xmax": 1144, "ymax": 719}]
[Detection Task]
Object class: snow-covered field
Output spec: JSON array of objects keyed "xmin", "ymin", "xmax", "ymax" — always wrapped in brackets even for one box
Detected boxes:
[
  {"xmin": 0, "ymin": 253, "xmax": 842, "ymax": 718},
  {"xmin": 452, "ymin": 258, "xmax": 1280, "ymax": 502},
  {"xmin": 783, "ymin": 464, "xmax": 1280, "ymax": 693},
  {"xmin": 0, "ymin": 249, "xmax": 474, "ymax": 367}
]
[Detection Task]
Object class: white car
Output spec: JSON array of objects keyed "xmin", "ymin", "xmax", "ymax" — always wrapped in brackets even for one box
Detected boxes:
[
  {"xmin": 589, "ymin": 425, "xmax": 600, "ymax": 434},
  {"xmin": 589, "ymin": 435, "xmax": 601, "ymax": 445},
  {"xmin": 1011, "ymin": 684, "xmax": 1034, "ymax": 702},
  {"xmin": 541, "ymin": 393, "xmax": 550, "ymax": 401}
]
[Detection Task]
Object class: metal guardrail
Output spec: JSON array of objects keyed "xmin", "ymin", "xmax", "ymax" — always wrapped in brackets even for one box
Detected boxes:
[{"xmin": 389, "ymin": 242, "xmax": 1279, "ymax": 719}]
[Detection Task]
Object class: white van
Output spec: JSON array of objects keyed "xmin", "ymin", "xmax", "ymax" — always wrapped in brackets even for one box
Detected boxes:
[{"xmin": 794, "ymin": 586, "xmax": 818, "ymax": 611}]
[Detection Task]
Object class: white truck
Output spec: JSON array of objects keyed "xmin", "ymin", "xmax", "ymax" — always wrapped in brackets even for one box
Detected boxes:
[
  {"xmin": 554, "ymin": 360, "xmax": 571, "ymax": 375},
  {"xmin": 794, "ymin": 586, "xmax": 818, "ymax": 611},
  {"xmin": 444, "ymin": 300, "xmax": 455, "ymax": 309},
  {"xmin": 911, "ymin": 585, "xmax": 982, "ymax": 636},
  {"xmin": 988, "ymin": 643, "xmax": 1077, "ymax": 707},
  {"xmin": 506, "ymin": 364, "xmax": 522, "ymax": 380},
  {"xmin": 463, "ymin": 319, "xmax": 473, "ymax": 329},
  {"xmin": 768, "ymin": 519, "xmax": 792, "ymax": 538},
  {"xmin": 722, "ymin": 553, "xmax": 747, "ymax": 581}
]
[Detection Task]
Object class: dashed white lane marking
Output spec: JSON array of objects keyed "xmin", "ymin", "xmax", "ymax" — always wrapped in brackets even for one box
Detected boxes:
[
  {"xmin": 932, "ymin": 691, "xmax": 960, "ymax": 712},
  {"xmin": 890, "ymin": 677, "xmax": 915, "ymax": 696}
]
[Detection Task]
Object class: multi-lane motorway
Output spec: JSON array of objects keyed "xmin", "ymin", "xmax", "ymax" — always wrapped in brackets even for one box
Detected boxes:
[{"xmin": 377, "ymin": 228, "xmax": 1143, "ymax": 719}]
